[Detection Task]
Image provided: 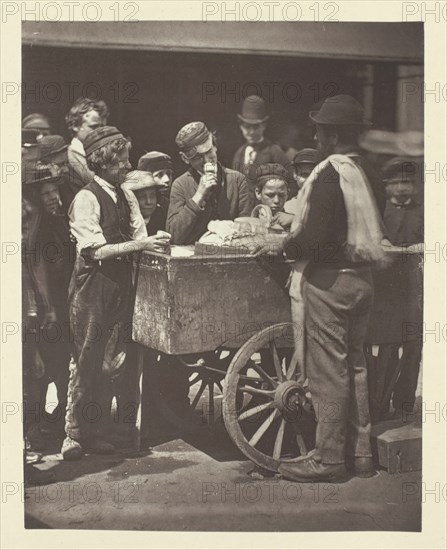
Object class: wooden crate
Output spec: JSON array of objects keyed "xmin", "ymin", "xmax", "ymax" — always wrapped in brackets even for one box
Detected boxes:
[
  {"xmin": 132, "ymin": 249, "xmax": 292, "ymax": 355},
  {"xmin": 371, "ymin": 419, "xmax": 422, "ymax": 473}
]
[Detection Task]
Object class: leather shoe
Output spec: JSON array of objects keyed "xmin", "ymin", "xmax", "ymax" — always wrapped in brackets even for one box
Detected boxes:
[
  {"xmin": 279, "ymin": 456, "xmax": 347, "ymax": 482},
  {"xmin": 346, "ymin": 457, "xmax": 376, "ymax": 478}
]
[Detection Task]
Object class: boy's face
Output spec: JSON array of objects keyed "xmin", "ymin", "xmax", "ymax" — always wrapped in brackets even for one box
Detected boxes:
[
  {"xmin": 135, "ymin": 187, "xmax": 158, "ymax": 219},
  {"xmin": 386, "ymin": 177, "xmax": 415, "ymax": 204},
  {"xmin": 39, "ymin": 181, "xmax": 62, "ymax": 215},
  {"xmin": 240, "ymin": 122, "xmax": 266, "ymax": 145},
  {"xmin": 153, "ymin": 169, "xmax": 173, "ymax": 188},
  {"xmin": 76, "ymin": 109, "xmax": 103, "ymax": 142},
  {"xmin": 186, "ymin": 144, "xmax": 218, "ymax": 174},
  {"xmin": 255, "ymin": 178, "xmax": 288, "ymax": 214},
  {"xmin": 101, "ymin": 147, "xmax": 132, "ymax": 186}
]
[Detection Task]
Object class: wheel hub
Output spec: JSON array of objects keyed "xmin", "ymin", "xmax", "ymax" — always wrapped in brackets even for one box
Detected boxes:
[{"xmin": 273, "ymin": 381, "xmax": 306, "ymax": 415}]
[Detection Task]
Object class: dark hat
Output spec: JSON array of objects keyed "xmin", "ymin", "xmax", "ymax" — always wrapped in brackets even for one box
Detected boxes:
[
  {"xmin": 138, "ymin": 151, "xmax": 173, "ymax": 173},
  {"xmin": 83, "ymin": 126, "xmax": 125, "ymax": 157},
  {"xmin": 238, "ymin": 95, "xmax": 269, "ymax": 125},
  {"xmin": 24, "ymin": 164, "xmax": 62, "ymax": 186},
  {"xmin": 256, "ymin": 163, "xmax": 288, "ymax": 189},
  {"xmin": 292, "ymin": 148, "xmax": 317, "ymax": 166},
  {"xmin": 40, "ymin": 135, "xmax": 67, "ymax": 161},
  {"xmin": 22, "ymin": 113, "xmax": 51, "ymax": 131},
  {"xmin": 176, "ymin": 122, "xmax": 213, "ymax": 160},
  {"xmin": 309, "ymin": 95, "xmax": 371, "ymax": 127},
  {"xmin": 22, "ymin": 128, "xmax": 40, "ymax": 147},
  {"xmin": 382, "ymin": 156, "xmax": 418, "ymax": 182}
]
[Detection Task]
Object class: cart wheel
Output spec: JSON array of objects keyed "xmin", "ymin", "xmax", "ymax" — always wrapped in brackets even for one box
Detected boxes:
[
  {"xmin": 153, "ymin": 349, "xmax": 235, "ymax": 432},
  {"xmin": 223, "ymin": 323, "xmax": 315, "ymax": 472}
]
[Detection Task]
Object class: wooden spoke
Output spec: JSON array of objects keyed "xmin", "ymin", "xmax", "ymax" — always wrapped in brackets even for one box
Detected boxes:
[
  {"xmin": 296, "ymin": 434, "xmax": 308, "ymax": 456},
  {"xmin": 190, "ymin": 380, "xmax": 207, "ymax": 410},
  {"xmin": 249, "ymin": 409, "xmax": 280, "ymax": 447},
  {"xmin": 216, "ymin": 380, "xmax": 223, "ymax": 393},
  {"xmin": 208, "ymin": 383, "xmax": 215, "ymax": 424},
  {"xmin": 238, "ymin": 401, "xmax": 274, "ymax": 421},
  {"xmin": 285, "ymin": 350, "xmax": 300, "ymax": 380},
  {"xmin": 249, "ymin": 361, "xmax": 278, "ymax": 388},
  {"xmin": 269, "ymin": 341, "xmax": 284, "ymax": 382},
  {"xmin": 239, "ymin": 385, "xmax": 275, "ymax": 398},
  {"xmin": 273, "ymin": 419, "xmax": 286, "ymax": 460},
  {"xmin": 188, "ymin": 374, "xmax": 201, "ymax": 386}
]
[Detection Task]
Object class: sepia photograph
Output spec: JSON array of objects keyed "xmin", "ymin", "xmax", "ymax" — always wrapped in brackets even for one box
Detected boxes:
[{"xmin": 1, "ymin": 2, "xmax": 445, "ymax": 544}]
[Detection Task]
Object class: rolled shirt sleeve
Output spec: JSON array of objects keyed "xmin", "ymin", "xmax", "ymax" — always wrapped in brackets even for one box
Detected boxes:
[
  {"xmin": 69, "ymin": 190, "xmax": 107, "ymax": 254},
  {"xmin": 123, "ymin": 188, "xmax": 148, "ymax": 240}
]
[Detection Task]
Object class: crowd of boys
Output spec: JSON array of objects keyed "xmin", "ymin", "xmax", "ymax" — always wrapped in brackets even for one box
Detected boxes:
[{"xmin": 22, "ymin": 94, "xmax": 423, "ymax": 481}]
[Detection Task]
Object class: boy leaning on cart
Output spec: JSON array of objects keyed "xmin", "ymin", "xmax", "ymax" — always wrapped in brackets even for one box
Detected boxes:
[{"xmin": 61, "ymin": 126, "xmax": 170, "ymax": 461}]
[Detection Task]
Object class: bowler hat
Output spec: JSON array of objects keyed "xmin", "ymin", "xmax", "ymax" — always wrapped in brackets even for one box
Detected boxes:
[
  {"xmin": 83, "ymin": 126, "xmax": 125, "ymax": 157},
  {"xmin": 309, "ymin": 95, "xmax": 371, "ymax": 127},
  {"xmin": 238, "ymin": 95, "xmax": 269, "ymax": 125}
]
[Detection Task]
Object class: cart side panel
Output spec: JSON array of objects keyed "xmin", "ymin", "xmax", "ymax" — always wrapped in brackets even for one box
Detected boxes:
[
  {"xmin": 132, "ymin": 252, "xmax": 292, "ymax": 355},
  {"xmin": 172, "ymin": 258, "xmax": 292, "ymax": 353},
  {"xmin": 132, "ymin": 259, "xmax": 173, "ymax": 353}
]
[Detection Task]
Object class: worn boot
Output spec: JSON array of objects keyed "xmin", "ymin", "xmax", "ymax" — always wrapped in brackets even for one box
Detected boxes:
[
  {"xmin": 61, "ymin": 436, "xmax": 83, "ymax": 461},
  {"xmin": 279, "ymin": 456, "xmax": 347, "ymax": 482}
]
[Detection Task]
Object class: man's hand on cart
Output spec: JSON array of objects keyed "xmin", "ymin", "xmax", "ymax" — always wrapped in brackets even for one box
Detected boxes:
[
  {"xmin": 142, "ymin": 231, "xmax": 171, "ymax": 253},
  {"xmin": 250, "ymin": 240, "xmax": 285, "ymax": 258},
  {"xmin": 271, "ymin": 211, "xmax": 295, "ymax": 230}
]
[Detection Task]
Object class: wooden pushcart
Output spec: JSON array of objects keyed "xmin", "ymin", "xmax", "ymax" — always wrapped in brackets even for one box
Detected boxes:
[{"xmin": 131, "ymin": 247, "xmax": 314, "ymax": 472}]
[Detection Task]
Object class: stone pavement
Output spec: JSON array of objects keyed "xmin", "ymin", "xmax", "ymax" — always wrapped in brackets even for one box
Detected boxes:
[{"xmin": 24, "ymin": 424, "xmax": 421, "ymax": 532}]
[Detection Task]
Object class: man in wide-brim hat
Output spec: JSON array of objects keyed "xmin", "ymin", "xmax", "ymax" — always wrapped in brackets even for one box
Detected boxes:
[
  {"xmin": 255, "ymin": 95, "xmax": 387, "ymax": 482},
  {"xmin": 232, "ymin": 95, "xmax": 288, "ymax": 196}
]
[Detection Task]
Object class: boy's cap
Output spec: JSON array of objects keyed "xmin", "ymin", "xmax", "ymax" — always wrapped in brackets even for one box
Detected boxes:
[
  {"xmin": 138, "ymin": 151, "xmax": 173, "ymax": 173},
  {"xmin": 122, "ymin": 170, "xmax": 167, "ymax": 193},
  {"xmin": 382, "ymin": 156, "xmax": 418, "ymax": 182},
  {"xmin": 83, "ymin": 126, "xmax": 125, "ymax": 157},
  {"xmin": 40, "ymin": 135, "xmax": 67, "ymax": 161},
  {"xmin": 175, "ymin": 122, "xmax": 213, "ymax": 160}
]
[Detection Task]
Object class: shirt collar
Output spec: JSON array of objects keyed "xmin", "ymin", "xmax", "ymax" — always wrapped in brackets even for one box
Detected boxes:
[
  {"xmin": 94, "ymin": 174, "xmax": 117, "ymax": 193},
  {"xmin": 390, "ymin": 197, "xmax": 413, "ymax": 207},
  {"xmin": 70, "ymin": 137, "xmax": 85, "ymax": 156}
]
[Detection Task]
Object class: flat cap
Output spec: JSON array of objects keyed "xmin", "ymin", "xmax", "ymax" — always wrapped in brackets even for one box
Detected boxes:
[
  {"xmin": 24, "ymin": 164, "xmax": 62, "ymax": 186},
  {"xmin": 256, "ymin": 163, "xmax": 289, "ymax": 189},
  {"xmin": 138, "ymin": 151, "xmax": 173, "ymax": 173},
  {"xmin": 382, "ymin": 156, "xmax": 418, "ymax": 182},
  {"xmin": 292, "ymin": 148, "xmax": 317, "ymax": 166},
  {"xmin": 175, "ymin": 122, "xmax": 213, "ymax": 159},
  {"xmin": 40, "ymin": 135, "xmax": 67, "ymax": 161},
  {"xmin": 122, "ymin": 170, "xmax": 167, "ymax": 193}
]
